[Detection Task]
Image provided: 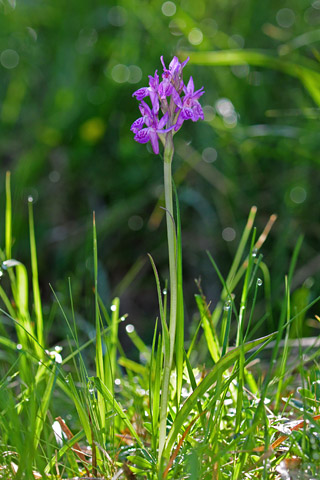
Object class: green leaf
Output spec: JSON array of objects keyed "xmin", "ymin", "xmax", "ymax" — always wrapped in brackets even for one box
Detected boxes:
[
  {"xmin": 195, "ymin": 294, "xmax": 220, "ymax": 363},
  {"xmin": 33, "ymin": 365, "xmax": 57, "ymax": 451},
  {"xmin": 127, "ymin": 455, "xmax": 153, "ymax": 469},
  {"xmin": 183, "ymin": 50, "xmax": 320, "ymax": 106}
]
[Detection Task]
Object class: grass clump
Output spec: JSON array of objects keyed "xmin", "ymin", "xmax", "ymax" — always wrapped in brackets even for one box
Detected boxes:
[{"xmin": 0, "ymin": 168, "xmax": 319, "ymax": 480}]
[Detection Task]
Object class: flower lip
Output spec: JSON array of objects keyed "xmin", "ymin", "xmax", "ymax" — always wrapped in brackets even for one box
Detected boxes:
[
  {"xmin": 130, "ymin": 117, "xmax": 145, "ymax": 133},
  {"xmin": 134, "ymin": 128, "xmax": 150, "ymax": 144},
  {"xmin": 132, "ymin": 87, "xmax": 149, "ymax": 100}
]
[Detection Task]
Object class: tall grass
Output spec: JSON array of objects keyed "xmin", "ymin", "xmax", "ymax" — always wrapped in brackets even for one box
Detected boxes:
[{"xmin": 0, "ymin": 171, "xmax": 319, "ymax": 479}]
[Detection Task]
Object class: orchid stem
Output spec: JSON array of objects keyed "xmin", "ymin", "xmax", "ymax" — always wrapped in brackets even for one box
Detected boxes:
[{"xmin": 158, "ymin": 132, "xmax": 177, "ymax": 463}]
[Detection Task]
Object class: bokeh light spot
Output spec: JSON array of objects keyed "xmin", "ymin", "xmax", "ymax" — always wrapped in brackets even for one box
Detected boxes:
[
  {"xmin": 215, "ymin": 98, "xmax": 234, "ymax": 117},
  {"xmin": 222, "ymin": 227, "xmax": 236, "ymax": 242},
  {"xmin": 26, "ymin": 27, "xmax": 37, "ymax": 41},
  {"xmin": 162, "ymin": 1, "xmax": 176, "ymax": 16},
  {"xmin": 128, "ymin": 65, "xmax": 142, "ymax": 84},
  {"xmin": 112, "ymin": 64, "xmax": 130, "ymax": 83},
  {"xmin": 49, "ymin": 171, "xmax": 60, "ymax": 183},
  {"xmin": 188, "ymin": 28, "xmax": 203, "ymax": 45},
  {"xmin": 203, "ymin": 105, "xmax": 215, "ymax": 122},
  {"xmin": 290, "ymin": 186, "xmax": 307, "ymax": 204},
  {"xmin": 1, "ymin": 49, "xmax": 19, "ymax": 69},
  {"xmin": 223, "ymin": 112, "xmax": 238, "ymax": 128},
  {"xmin": 126, "ymin": 324, "xmax": 135, "ymax": 333},
  {"xmin": 201, "ymin": 18, "xmax": 218, "ymax": 37},
  {"xmin": 215, "ymin": 98, "xmax": 238, "ymax": 127},
  {"xmin": 108, "ymin": 6, "xmax": 128, "ymax": 26},
  {"xmin": 276, "ymin": 8, "xmax": 295, "ymax": 28},
  {"xmin": 202, "ymin": 147, "xmax": 217, "ymax": 163},
  {"xmin": 128, "ymin": 215, "xmax": 143, "ymax": 231},
  {"xmin": 231, "ymin": 64, "xmax": 249, "ymax": 78},
  {"xmin": 76, "ymin": 28, "xmax": 98, "ymax": 54},
  {"xmin": 169, "ymin": 19, "xmax": 184, "ymax": 36},
  {"xmin": 80, "ymin": 117, "xmax": 106, "ymax": 143},
  {"xmin": 229, "ymin": 34, "xmax": 245, "ymax": 48}
]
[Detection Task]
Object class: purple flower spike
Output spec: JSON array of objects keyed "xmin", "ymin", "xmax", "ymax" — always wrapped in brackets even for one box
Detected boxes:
[{"xmin": 131, "ymin": 56, "xmax": 204, "ymax": 154}]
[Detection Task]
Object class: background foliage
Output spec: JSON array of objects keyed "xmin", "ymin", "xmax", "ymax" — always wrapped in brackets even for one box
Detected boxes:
[{"xmin": 0, "ymin": 0, "xmax": 319, "ymax": 345}]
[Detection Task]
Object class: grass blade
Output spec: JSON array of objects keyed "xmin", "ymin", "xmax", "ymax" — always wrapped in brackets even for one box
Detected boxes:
[
  {"xmin": 92, "ymin": 376, "xmax": 145, "ymax": 451},
  {"xmin": 104, "ymin": 297, "xmax": 120, "ymax": 394},
  {"xmin": 5, "ymin": 171, "xmax": 12, "ymax": 260},
  {"xmin": 164, "ymin": 333, "xmax": 275, "ymax": 457},
  {"xmin": 182, "ymin": 50, "xmax": 320, "ymax": 105},
  {"xmin": 28, "ymin": 197, "xmax": 44, "ymax": 350},
  {"xmin": 173, "ymin": 183, "xmax": 184, "ymax": 407}
]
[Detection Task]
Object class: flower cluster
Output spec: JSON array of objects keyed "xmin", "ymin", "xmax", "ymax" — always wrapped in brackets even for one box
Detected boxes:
[{"xmin": 131, "ymin": 56, "xmax": 204, "ymax": 154}]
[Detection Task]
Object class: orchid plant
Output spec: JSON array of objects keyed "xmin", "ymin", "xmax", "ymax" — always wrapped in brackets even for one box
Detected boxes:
[{"xmin": 131, "ymin": 56, "xmax": 204, "ymax": 464}]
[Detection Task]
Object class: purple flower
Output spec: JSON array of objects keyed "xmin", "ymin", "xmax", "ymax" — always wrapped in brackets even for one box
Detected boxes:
[
  {"xmin": 148, "ymin": 71, "xmax": 160, "ymax": 113},
  {"xmin": 160, "ymin": 55, "xmax": 189, "ymax": 92},
  {"xmin": 131, "ymin": 56, "xmax": 204, "ymax": 154},
  {"xmin": 174, "ymin": 76, "xmax": 205, "ymax": 131},
  {"xmin": 132, "ymin": 70, "xmax": 160, "ymax": 114},
  {"xmin": 158, "ymin": 55, "xmax": 190, "ymax": 106},
  {"xmin": 131, "ymin": 101, "xmax": 173, "ymax": 154},
  {"xmin": 130, "ymin": 101, "xmax": 153, "ymax": 134}
]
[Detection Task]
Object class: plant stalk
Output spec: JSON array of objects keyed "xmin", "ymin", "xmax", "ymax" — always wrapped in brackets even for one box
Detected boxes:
[{"xmin": 158, "ymin": 132, "xmax": 178, "ymax": 462}]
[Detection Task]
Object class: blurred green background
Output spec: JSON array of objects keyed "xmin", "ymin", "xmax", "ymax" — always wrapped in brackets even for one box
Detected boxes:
[{"xmin": 0, "ymin": 0, "xmax": 319, "ymax": 344}]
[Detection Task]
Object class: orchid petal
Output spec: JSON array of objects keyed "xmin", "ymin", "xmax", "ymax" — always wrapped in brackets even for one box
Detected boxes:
[
  {"xmin": 149, "ymin": 130, "xmax": 159, "ymax": 154},
  {"xmin": 132, "ymin": 87, "xmax": 149, "ymax": 100},
  {"xmin": 158, "ymin": 111, "xmax": 169, "ymax": 129},
  {"xmin": 181, "ymin": 108, "xmax": 193, "ymax": 120},
  {"xmin": 134, "ymin": 128, "xmax": 150, "ymax": 144},
  {"xmin": 181, "ymin": 56, "xmax": 189, "ymax": 69},
  {"xmin": 139, "ymin": 101, "xmax": 152, "ymax": 117},
  {"xmin": 174, "ymin": 112, "xmax": 185, "ymax": 131},
  {"xmin": 131, "ymin": 117, "xmax": 145, "ymax": 133},
  {"xmin": 193, "ymin": 87, "xmax": 205, "ymax": 99},
  {"xmin": 171, "ymin": 87, "xmax": 182, "ymax": 108},
  {"xmin": 158, "ymin": 125, "xmax": 175, "ymax": 134},
  {"xmin": 186, "ymin": 76, "xmax": 194, "ymax": 94},
  {"xmin": 150, "ymin": 91, "xmax": 160, "ymax": 114},
  {"xmin": 169, "ymin": 56, "xmax": 179, "ymax": 73},
  {"xmin": 148, "ymin": 70, "xmax": 159, "ymax": 89}
]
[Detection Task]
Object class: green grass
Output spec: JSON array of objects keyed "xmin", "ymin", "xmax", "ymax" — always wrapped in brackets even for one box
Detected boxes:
[
  {"xmin": 0, "ymin": 172, "xmax": 320, "ymax": 479},
  {"xmin": 0, "ymin": 1, "xmax": 320, "ymax": 478},
  {"xmin": 1, "ymin": 0, "xmax": 319, "ymax": 336}
]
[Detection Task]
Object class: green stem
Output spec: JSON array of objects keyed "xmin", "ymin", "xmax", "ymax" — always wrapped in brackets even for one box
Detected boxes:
[{"xmin": 158, "ymin": 132, "xmax": 178, "ymax": 462}]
